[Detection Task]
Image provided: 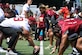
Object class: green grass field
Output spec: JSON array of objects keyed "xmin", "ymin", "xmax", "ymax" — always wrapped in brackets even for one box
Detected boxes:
[
  {"xmin": 43, "ymin": 41, "xmax": 72, "ymax": 55},
  {"xmin": 1, "ymin": 39, "xmax": 72, "ymax": 55}
]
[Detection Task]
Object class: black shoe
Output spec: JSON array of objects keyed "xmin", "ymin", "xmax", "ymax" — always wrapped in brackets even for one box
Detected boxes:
[{"xmin": 12, "ymin": 49, "xmax": 18, "ymax": 53}]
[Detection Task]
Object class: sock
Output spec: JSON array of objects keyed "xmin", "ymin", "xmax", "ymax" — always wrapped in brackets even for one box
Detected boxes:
[{"xmin": 73, "ymin": 47, "xmax": 78, "ymax": 53}]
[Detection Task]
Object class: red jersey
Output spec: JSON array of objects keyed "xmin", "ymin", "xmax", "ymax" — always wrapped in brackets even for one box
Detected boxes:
[
  {"xmin": 38, "ymin": 14, "xmax": 45, "ymax": 28},
  {"xmin": 58, "ymin": 18, "xmax": 82, "ymax": 35},
  {"xmin": 46, "ymin": 9, "xmax": 55, "ymax": 17}
]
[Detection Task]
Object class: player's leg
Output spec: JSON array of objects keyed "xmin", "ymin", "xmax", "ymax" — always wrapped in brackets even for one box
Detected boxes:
[
  {"xmin": 76, "ymin": 37, "xmax": 82, "ymax": 51},
  {"xmin": 11, "ymin": 34, "xmax": 19, "ymax": 53},
  {"xmin": 68, "ymin": 33, "xmax": 81, "ymax": 55},
  {"xmin": 50, "ymin": 37, "xmax": 61, "ymax": 54},
  {"xmin": 2, "ymin": 27, "xmax": 19, "ymax": 54},
  {"xmin": 76, "ymin": 24, "xmax": 82, "ymax": 54},
  {"xmin": 45, "ymin": 28, "xmax": 54, "ymax": 49},
  {"xmin": 58, "ymin": 34, "xmax": 69, "ymax": 55},
  {"xmin": 0, "ymin": 31, "xmax": 4, "ymax": 47},
  {"xmin": 0, "ymin": 30, "xmax": 7, "ymax": 52}
]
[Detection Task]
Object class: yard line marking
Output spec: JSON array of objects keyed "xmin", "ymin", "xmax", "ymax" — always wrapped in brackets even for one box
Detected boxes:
[{"xmin": 39, "ymin": 41, "xmax": 44, "ymax": 55}]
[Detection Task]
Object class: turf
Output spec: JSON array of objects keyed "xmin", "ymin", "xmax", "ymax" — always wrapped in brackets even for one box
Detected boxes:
[
  {"xmin": 1, "ymin": 39, "xmax": 72, "ymax": 55},
  {"xmin": 43, "ymin": 40, "xmax": 72, "ymax": 55}
]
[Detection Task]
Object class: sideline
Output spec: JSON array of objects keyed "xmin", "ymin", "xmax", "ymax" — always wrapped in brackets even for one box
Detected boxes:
[{"xmin": 39, "ymin": 41, "xmax": 44, "ymax": 55}]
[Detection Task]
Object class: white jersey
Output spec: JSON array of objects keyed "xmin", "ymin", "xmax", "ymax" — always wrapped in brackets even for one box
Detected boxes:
[
  {"xmin": 21, "ymin": 4, "xmax": 30, "ymax": 18},
  {"xmin": 0, "ymin": 8, "xmax": 4, "ymax": 20},
  {"xmin": 0, "ymin": 17, "xmax": 30, "ymax": 31}
]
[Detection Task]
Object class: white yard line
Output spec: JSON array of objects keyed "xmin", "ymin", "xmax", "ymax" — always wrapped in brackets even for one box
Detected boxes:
[{"xmin": 39, "ymin": 41, "xmax": 44, "ymax": 55}]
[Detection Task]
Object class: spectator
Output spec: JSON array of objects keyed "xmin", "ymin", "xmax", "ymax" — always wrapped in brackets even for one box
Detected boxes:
[
  {"xmin": 5, "ymin": 3, "xmax": 10, "ymax": 9},
  {"xmin": 4, "ymin": 8, "xmax": 16, "ymax": 18},
  {"xmin": 73, "ymin": 9, "xmax": 79, "ymax": 18},
  {"xmin": 1, "ymin": 3, "xmax": 10, "ymax": 10},
  {"xmin": 59, "ymin": 2, "xmax": 70, "ymax": 19},
  {"xmin": 11, "ymin": 4, "xmax": 18, "ymax": 15},
  {"xmin": 71, "ymin": 7, "xmax": 75, "ymax": 13},
  {"xmin": 21, "ymin": 0, "xmax": 32, "ymax": 18}
]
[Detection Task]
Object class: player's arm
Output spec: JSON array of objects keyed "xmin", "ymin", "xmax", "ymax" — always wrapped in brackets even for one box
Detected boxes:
[
  {"xmin": 22, "ymin": 26, "xmax": 40, "ymax": 55},
  {"xmin": 22, "ymin": 26, "xmax": 35, "ymax": 47}
]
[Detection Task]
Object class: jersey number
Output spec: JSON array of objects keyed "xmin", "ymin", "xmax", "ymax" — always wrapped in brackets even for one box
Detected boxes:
[{"xmin": 14, "ymin": 18, "xmax": 23, "ymax": 21}]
